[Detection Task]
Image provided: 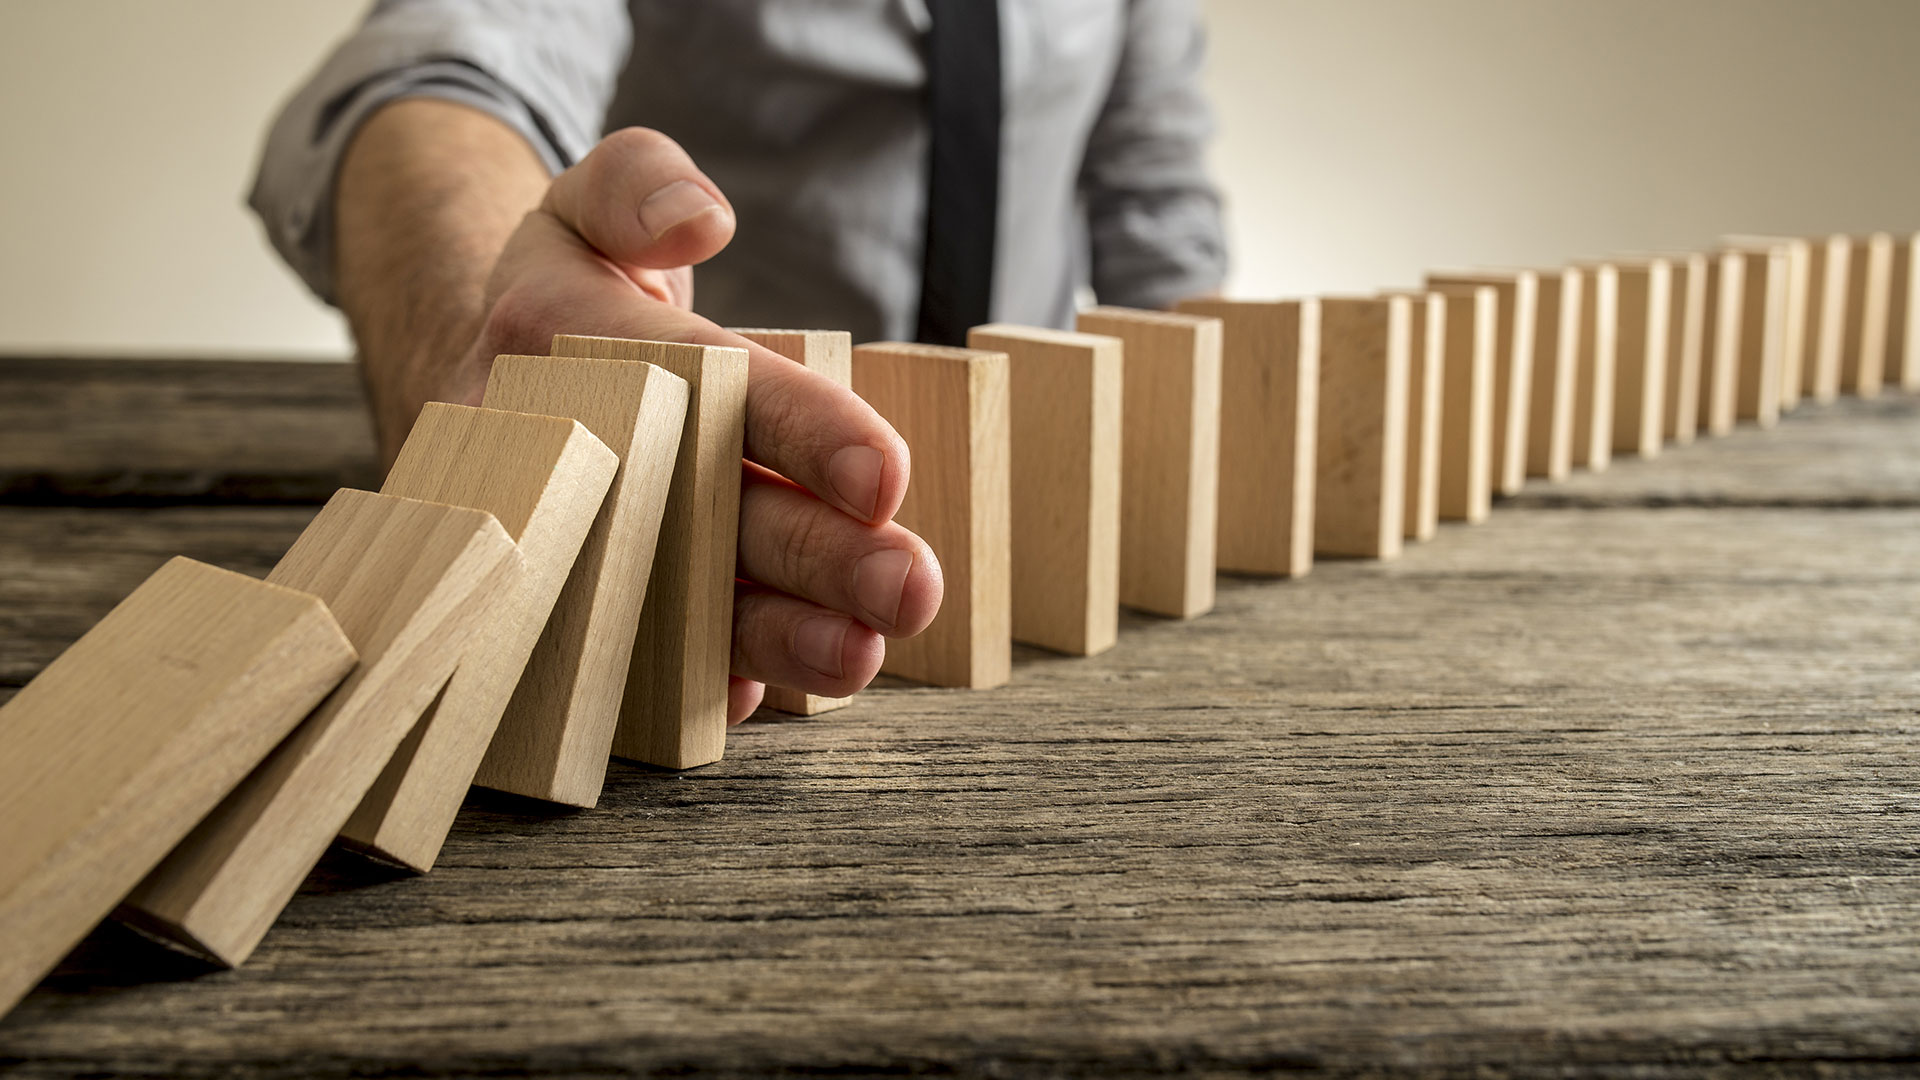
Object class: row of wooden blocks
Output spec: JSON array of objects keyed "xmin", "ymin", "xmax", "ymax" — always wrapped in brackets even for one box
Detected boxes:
[{"xmin": 4, "ymin": 230, "xmax": 1915, "ymax": 1017}]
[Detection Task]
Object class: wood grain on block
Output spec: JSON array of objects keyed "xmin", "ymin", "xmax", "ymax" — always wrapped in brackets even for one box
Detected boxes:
[
  {"xmin": 1663, "ymin": 253, "xmax": 1707, "ymax": 445},
  {"xmin": 734, "ymin": 329, "xmax": 859, "ymax": 712},
  {"xmin": 549, "ymin": 336, "xmax": 748, "ymax": 770},
  {"xmin": 120, "ymin": 491, "xmax": 521, "ymax": 967},
  {"xmin": 1313, "ymin": 296, "xmax": 1410, "ymax": 559},
  {"xmin": 473, "ymin": 356, "xmax": 687, "ymax": 806},
  {"xmin": 1427, "ymin": 271, "xmax": 1537, "ymax": 495},
  {"xmin": 1173, "ymin": 298, "xmax": 1318, "ymax": 577},
  {"xmin": 1841, "ymin": 233, "xmax": 1894, "ymax": 397},
  {"xmin": 1730, "ymin": 247, "xmax": 1786, "ymax": 427},
  {"xmin": 968, "ymin": 325, "xmax": 1122, "ymax": 656},
  {"xmin": 339, "ymin": 404, "xmax": 617, "ymax": 871},
  {"xmin": 1436, "ymin": 286, "xmax": 1495, "ymax": 524},
  {"xmin": 1805, "ymin": 235, "xmax": 1851, "ymax": 402},
  {"xmin": 0, "ymin": 558, "xmax": 354, "ymax": 1016},
  {"xmin": 1074, "ymin": 307, "xmax": 1223, "ymax": 618},
  {"xmin": 850, "ymin": 343, "xmax": 1011, "ymax": 688},
  {"xmin": 1725, "ymin": 236, "xmax": 1810, "ymax": 410},
  {"xmin": 1697, "ymin": 252, "xmax": 1745, "ymax": 437},
  {"xmin": 1571, "ymin": 263, "xmax": 1618, "ymax": 470},
  {"xmin": 1609, "ymin": 258, "xmax": 1671, "ymax": 459},
  {"xmin": 1524, "ymin": 268, "xmax": 1580, "ymax": 481},
  {"xmin": 1886, "ymin": 233, "xmax": 1920, "ymax": 392},
  {"xmin": 1379, "ymin": 293, "xmax": 1443, "ymax": 542}
]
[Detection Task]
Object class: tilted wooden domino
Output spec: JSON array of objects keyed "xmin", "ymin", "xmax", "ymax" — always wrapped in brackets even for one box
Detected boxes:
[
  {"xmin": 1074, "ymin": 307, "xmax": 1222, "ymax": 618},
  {"xmin": 337, "ymin": 404, "xmax": 617, "ymax": 871},
  {"xmin": 1380, "ymin": 292, "xmax": 1442, "ymax": 542},
  {"xmin": 1841, "ymin": 232, "xmax": 1894, "ymax": 397},
  {"xmin": 121, "ymin": 490, "xmax": 521, "ymax": 967},
  {"xmin": 1313, "ymin": 296, "xmax": 1410, "ymax": 559},
  {"xmin": 1435, "ymin": 286, "xmax": 1495, "ymax": 525},
  {"xmin": 472, "ymin": 355, "xmax": 687, "ymax": 806},
  {"xmin": 1525, "ymin": 267, "xmax": 1580, "ymax": 481},
  {"xmin": 1729, "ymin": 245, "xmax": 1787, "ymax": 427},
  {"xmin": 968, "ymin": 324, "xmax": 1122, "ymax": 657},
  {"xmin": 0, "ymin": 558, "xmax": 355, "ymax": 1015},
  {"xmin": 1888, "ymin": 232, "xmax": 1920, "ymax": 392},
  {"xmin": 1173, "ymin": 298, "xmax": 1318, "ymax": 577},
  {"xmin": 1428, "ymin": 270, "xmax": 1538, "ymax": 496},
  {"xmin": 1805, "ymin": 234, "xmax": 1851, "ymax": 403},
  {"xmin": 549, "ymin": 335, "xmax": 748, "ymax": 769},
  {"xmin": 850, "ymin": 342, "xmax": 1010, "ymax": 688},
  {"xmin": 1608, "ymin": 257, "xmax": 1671, "ymax": 459},
  {"xmin": 733, "ymin": 328, "xmax": 860, "ymax": 710},
  {"xmin": 1697, "ymin": 251, "xmax": 1746, "ymax": 437},
  {"xmin": 1725, "ymin": 235, "xmax": 1810, "ymax": 411},
  {"xmin": 1663, "ymin": 252, "xmax": 1707, "ymax": 446}
]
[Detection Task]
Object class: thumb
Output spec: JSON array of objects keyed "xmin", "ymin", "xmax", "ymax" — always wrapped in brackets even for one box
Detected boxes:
[{"xmin": 544, "ymin": 127, "xmax": 736, "ymax": 271}]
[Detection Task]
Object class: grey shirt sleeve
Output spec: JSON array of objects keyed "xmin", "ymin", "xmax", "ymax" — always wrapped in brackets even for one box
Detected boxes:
[
  {"xmin": 1078, "ymin": 0, "xmax": 1229, "ymax": 310},
  {"xmin": 249, "ymin": 0, "xmax": 632, "ymax": 304}
]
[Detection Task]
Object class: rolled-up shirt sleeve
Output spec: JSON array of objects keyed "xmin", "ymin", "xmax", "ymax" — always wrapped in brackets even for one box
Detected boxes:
[
  {"xmin": 249, "ymin": 0, "xmax": 631, "ymax": 303},
  {"xmin": 1079, "ymin": 0, "xmax": 1228, "ymax": 310}
]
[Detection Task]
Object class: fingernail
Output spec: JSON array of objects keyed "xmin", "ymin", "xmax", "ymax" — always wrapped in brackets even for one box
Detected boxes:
[
  {"xmin": 852, "ymin": 548, "xmax": 914, "ymax": 631},
  {"xmin": 829, "ymin": 445, "xmax": 885, "ymax": 521},
  {"xmin": 794, "ymin": 616, "xmax": 850, "ymax": 679},
  {"xmin": 638, "ymin": 180, "xmax": 721, "ymax": 240}
]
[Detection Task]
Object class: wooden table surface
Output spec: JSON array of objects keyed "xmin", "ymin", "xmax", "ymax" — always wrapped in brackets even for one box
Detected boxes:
[{"xmin": 2, "ymin": 357, "xmax": 1918, "ymax": 1077}]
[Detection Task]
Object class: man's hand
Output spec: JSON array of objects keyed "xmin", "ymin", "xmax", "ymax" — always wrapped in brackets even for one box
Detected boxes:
[{"xmin": 336, "ymin": 102, "xmax": 941, "ymax": 724}]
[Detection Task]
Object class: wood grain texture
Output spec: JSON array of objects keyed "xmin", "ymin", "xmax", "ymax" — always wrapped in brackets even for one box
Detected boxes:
[
  {"xmin": 340, "ymin": 405, "xmax": 618, "ymax": 871},
  {"xmin": 1805, "ymin": 235, "xmax": 1852, "ymax": 403},
  {"xmin": 1724, "ymin": 236, "xmax": 1809, "ymax": 411},
  {"xmin": 1435, "ymin": 287, "xmax": 1495, "ymax": 524},
  {"xmin": 1173, "ymin": 298, "xmax": 1318, "ymax": 577},
  {"xmin": 0, "ymin": 558, "xmax": 354, "ymax": 1016},
  {"xmin": 1427, "ymin": 271, "xmax": 1537, "ymax": 495},
  {"xmin": 1075, "ymin": 307, "xmax": 1223, "ymax": 618},
  {"xmin": 1697, "ymin": 252, "xmax": 1746, "ymax": 437},
  {"xmin": 1841, "ymin": 233, "xmax": 1895, "ymax": 398},
  {"xmin": 549, "ymin": 336, "xmax": 748, "ymax": 771},
  {"xmin": 1662, "ymin": 253, "xmax": 1707, "ymax": 445},
  {"xmin": 1731, "ymin": 247, "xmax": 1785, "ymax": 427},
  {"xmin": 1570, "ymin": 263, "xmax": 1618, "ymax": 470},
  {"xmin": 1609, "ymin": 258, "xmax": 1670, "ymax": 458},
  {"xmin": 968, "ymin": 325, "xmax": 1122, "ymax": 656},
  {"xmin": 1886, "ymin": 233, "xmax": 1920, "ymax": 392},
  {"xmin": 476, "ymin": 355, "xmax": 688, "ymax": 806},
  {"xmin": 1525, "ymin": 269, "xmax": 1580, "ymax": 480},
  {"xmin": 734, "ymin": 328, "xmax": 860, "ymax": 712},
  {"xmin": 118, "ymin": 490, "xmax": 522, "ymax": 968},
  {"xmin": 1385, "ymin": 292, "xmax": 1443, "ymax": 542},
  {"xmin": 851, "ymin": 343, "xmax": 1011, "ymax": 688},
  {"xmin": 1313, "ymin": 297, "xmax": 1409, "ymax": 559}
]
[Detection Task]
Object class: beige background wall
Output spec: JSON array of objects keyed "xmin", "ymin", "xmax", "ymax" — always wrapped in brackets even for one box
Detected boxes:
[{"xmin": 1, "ymin": 0, "xmax": 1915, "ymax": 357}]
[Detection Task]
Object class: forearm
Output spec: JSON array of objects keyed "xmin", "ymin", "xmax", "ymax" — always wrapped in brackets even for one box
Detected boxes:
[{"xmin": 334, "ymin": 98, "xmax": 551, "ymax": 459}]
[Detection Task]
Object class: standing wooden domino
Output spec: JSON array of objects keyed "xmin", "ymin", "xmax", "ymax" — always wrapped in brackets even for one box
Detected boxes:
[
  {"xmin": 337, "ymin": 404, "xmax": 617, "ymax": 871},
  {"xmin": 1608, "ymin": 257, "xmax": 1671, "ymax": 459},
  {"xmin": 550, "ymin": 335, "xmax": 748, "ymax": 769},
  {"xmin": 733, "ymin": 328, "xmax": 863, "ymax": 708},
  {"xmin": 1725, "ymin": 235, "xmax": 1811, "ymax": 411},
  {"xmin": 1435, "ymin": 286, "xmax": 1496, "ymax": 524},
  {"xmin": 1173, "ymin": 298, "xmax": 1319, "ymax": 577},
  {"xmin": 1428, "ymin": 270, "xmax": 1538, "ymax": 496},
  {"xmin": 1663, "ymin": 253, "xmax": 1707, "ymax": 446},
  {"xmin": 1804, "ymin": 234, "xmax": 1852, "ymax": 403},
  {"xmin": 1075, "ymin": 307, "xmax": 1223, "ymax": 618},
  {"xmin": 1525, "ymin": 267, "xmax": 1581, "ymax": 481},
  {"xmin": 1570, "ymin": 262, "xmax": 1617, "ymax": 470},
  {"xmin": 1379, "ymin": 292, "xmax": 1443, "ymax": 542},
  {"xmin": 1313, "ymin": 296, "xmax": 1410, "ymax": 559},
  {"xmin": 121, "ymin": 490, "xmax": 521, "ymax": 967},
  {"xmin": 1841, "ymin": 232, "xmax": 1894, "ymax": 397},
  {"xmin": 850, "ymin": 342, "xmax": 1011, "ymax": 688},
  {"xmin": 0, "ymin": 558, "xmax": 356, "ymax": 1015},
  {"xmin": 967, "ymin": 324, "xmax": 1122, "ymax": 657},
  {"xmin": 1887, "ymin": 232, "xmax": 1920, "ymax": 392},
  {"xmin": 1729, "ymin": 244, "xmax": 1787, "ymax": 427},
  {"xmin": 1697, "ymin": 251, "xmax": 1746, "ymax": 437}
]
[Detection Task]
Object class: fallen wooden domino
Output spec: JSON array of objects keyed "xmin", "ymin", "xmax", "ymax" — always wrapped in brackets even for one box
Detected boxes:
[
  {"xmin": 1607, "ymin": 256, "xmax": 1672, "ymax": 460},
  {"xmin": 967, "ymin": 324, "xmax": 1122, "ymax": 657},
  {"xmin": 1697, "ymin": 250, "xmax": 1746, "ymax": 437},
  {"xmin": 1313, "ymin": 295, "xmax": 1410, "ymax": 559},
  {"xmin": 549, "ymin": 336, "xmax": 748, "ymax": 770},
  {"xmin": 1804, "ymin": 234, "xmax": 1851, "ymax": 403},
  {"xmin": 733, "ymin": 328, "xmax": 863, "ymax": 709},
  {"xmin": 120, "ymin": 490, "xmax": 521, "ymax": 967},
  {"xmin": 0, "ymin": 558, "xmax": 356, "ymax": 1015},
  {"xmin": 337, "ymin": 404, "xmax": 617, "ymax": 872},
  {"xmin": 1727, "ymin": 243, "xmax": 1787, "ymax": 427},
  {"xmin": 1379, "ymin": 291, "xmax": 1442, "ymax": 542},
  {"xmin": 1841, "ymin": 232, "xmax": 1894, "ymax": 398},
  {"xmin": 1886, "ymin": 232, "xmax": 1919, "ymax": 393},
  {"xmin": 1427, "ymin": 270, "xmax": 1538, "ymax": 496},
  {"xmin": 1525, "ymin": 267, "xmax": 1580, "ymax": 481},
  {"xmin": 851, "ymin": 342, "xmax": 1011, "ymax": 688},
  {"xmin": 1074, "ymin": 307, "xmax": 1223, "ymax": 618},
  {"xmin": 1435, "ymin": 286, "xmax": 1496, "ymax": 525},
  {"xmin": 1570, "ymin": 261, "xmax": 1617, "ymax": 471},
  {"xmin": 1173, "ymin": 298, "xmax": 1319, "ymax": 577}
]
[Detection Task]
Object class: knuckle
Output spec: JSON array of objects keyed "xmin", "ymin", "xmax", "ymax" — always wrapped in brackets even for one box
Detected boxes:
[{"xmin": 594, "ymin": 126, "xmax": 679, "ymax": 169}]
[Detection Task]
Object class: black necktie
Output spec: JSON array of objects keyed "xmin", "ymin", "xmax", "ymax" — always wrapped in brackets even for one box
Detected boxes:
[{"xmin": 914, "ymin": 0, "xmax": 1002, "ymax": 347}]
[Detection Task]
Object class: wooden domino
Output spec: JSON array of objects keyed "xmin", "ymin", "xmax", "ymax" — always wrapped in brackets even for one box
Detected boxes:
[
  {"xmin": 1697, "ymin": 251, "xmax": 1746, "ymax": 437},
  {"xmin": 1730, "ymin": 245, "xmax": 1786, "ymax": 427},
  {"xmin": 733, "ymin": 328, "xmax": 862, "ymax": 711},
  {"xmin": 967, "ymin": 324, "xmax": 1122, "ymax": 657},
  {"xmin": 1172, "ymin": 298, "xmax": 1319, "ymax": 577},
  {"xmin": 1570, "ymin": 262, "xmax": 1617, "ymax": 470},
  {"xmin": 850, "ymin": 342, "xmax": 1011, "ymax": 688},
  {"xmin": 1313, "ymin": 296, "xmax": 1410, "ymax": 559},
  {"xmin": 1888, "ymin": 232, "xmax": 1920, "ymax": 392},
  {"xmin": 337, "ymin": 404, "xmax": 617, "ymax": 871},
  {"xmin": 1435, "ymin": 286, "xmax": 1496, "ymax": 524},
  {"xmin": 1525, "ymin": 268, "xmax": 1581, "ymax": 481},
  {"xmin": 1725, "ymin": 235, "xmax": 1811, "ymax": 411},
  {"xmin": 1379, "ymin": 292, "xmax": 1443, "ymax": 542},
  {"xmin": 0, "ymin": 558, "xmax": 355, "ymax": 1014},
  {"xmin": 1428, "ymin": 270, "xmax": 1538, "ymax": 496},
  {"xmin": 549, "ymin": 335, "xmax": 748, "ymax": 769},
  {"xmin": 121, "ymin": 490, "xmax": 521, "ymax": 967},
  {"xmin": 1841, "ymin": 232, "xmax": 1894, "ymax": 397},
  {"xmin": 1608, "ymin": 257, "xmax": 1672, "ymax": 459},
  {"xmin": 1074, "ymin": 307, "xmax": 1223, "ymax": 618},
  {"xmin": 1663, "ymin": 252, "xmax": 1707, "ymax": 446},
  {"xmin": 1805, "ymin": 234, "xmax": 1851, "ymax": 403}
]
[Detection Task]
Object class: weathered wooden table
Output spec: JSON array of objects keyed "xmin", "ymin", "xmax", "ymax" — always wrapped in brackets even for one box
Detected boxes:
[{"xmin": 2, "ymin": 357, "xmax": 1917, "ymax": 1077}]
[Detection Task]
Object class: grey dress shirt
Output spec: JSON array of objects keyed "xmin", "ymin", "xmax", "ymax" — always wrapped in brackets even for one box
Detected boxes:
[{"xmin": 252, "ymin": 0, "xmax": 1228, "ymax": 343}]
